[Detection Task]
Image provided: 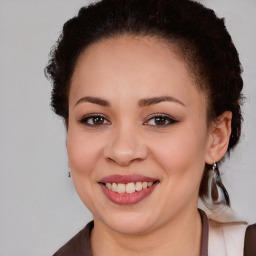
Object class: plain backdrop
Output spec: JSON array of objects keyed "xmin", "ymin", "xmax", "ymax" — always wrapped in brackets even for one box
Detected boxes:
[{"xmin": 0, "ymin": 0, "xmax": 255, "ymax": 255}]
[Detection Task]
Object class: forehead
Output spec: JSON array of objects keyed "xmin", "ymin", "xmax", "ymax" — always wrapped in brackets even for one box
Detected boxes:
[
  {"xmin": 70, "ymin": 35, "xmax": 206, "ymax": 108},
  {"xmin": 73, "ymin": 35, "xmax": 188, "ymax": 76}
]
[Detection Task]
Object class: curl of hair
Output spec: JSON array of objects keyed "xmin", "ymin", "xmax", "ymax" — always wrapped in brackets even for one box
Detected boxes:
[{"xmin": 45, "ymin": 0, "xmax": 244, "ymax": 204}]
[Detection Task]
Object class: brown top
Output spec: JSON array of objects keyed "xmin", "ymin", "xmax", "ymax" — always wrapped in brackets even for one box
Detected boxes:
[
  {"xmin": 53, "ymin": 209, "xmax": 255, "ymax": 256},
  {"xmin": 199, "ymin": 209, "xmax": 209, "ymax": 256},
  {"xmin": 53, "ymin": 221, "xmax": 94, "ymax": 256},
  {"xmin": 244, "ymin": 223, "xmax": 256, "ymax": 256}
]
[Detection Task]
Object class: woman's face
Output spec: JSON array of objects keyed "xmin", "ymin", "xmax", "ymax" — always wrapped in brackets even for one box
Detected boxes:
[{"xmin": 67, "ymin": 36, "xmax": 212, "ymax": 234}]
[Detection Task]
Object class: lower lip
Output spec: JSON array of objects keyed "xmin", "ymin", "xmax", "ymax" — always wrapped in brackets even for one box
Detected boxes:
[{"xmin": 99, "ymin": 182, "xmax": 158, "ymax": 205}]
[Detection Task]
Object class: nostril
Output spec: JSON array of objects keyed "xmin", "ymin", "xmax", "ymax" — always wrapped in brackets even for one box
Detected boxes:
[
  {"xmin": 104, "ymin": 145, "xmax": 147, "ymax": 165},
  {"xmin": 103, "ymin": 130, "xmax": 149, "ymax": 166}
]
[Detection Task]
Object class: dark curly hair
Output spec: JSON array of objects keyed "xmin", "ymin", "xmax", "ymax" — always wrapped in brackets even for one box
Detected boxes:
[{"xmin": 45, "ymin": 0, "xmax": 244, "ymax": 206}]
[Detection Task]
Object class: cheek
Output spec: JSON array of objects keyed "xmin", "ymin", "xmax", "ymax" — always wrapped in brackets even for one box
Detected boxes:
[
  {"xmin": 149, "ymin": 124, "xmax": 209, "ymax": 184},
  {"xmin": 66, "ymin": 127, "xmax": 106, "ymax": 213},
  {"xmin": 149, "ymin": 129, "xmax": 208, "ymax": 210},
  {"xmin": 66, "ymin": 128, "xmax": 103, "ymax": 177}
]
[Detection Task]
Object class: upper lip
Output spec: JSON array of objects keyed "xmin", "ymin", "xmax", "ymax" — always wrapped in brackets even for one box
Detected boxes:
[{"xmin": 98, "ymin": 174, "xmax": 158, "ymax": 184}]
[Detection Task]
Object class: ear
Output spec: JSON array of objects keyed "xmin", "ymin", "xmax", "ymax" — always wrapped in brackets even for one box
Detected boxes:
[{"xmin": 205, "ymin": 111, "xmax": 232, "ymax": 164}]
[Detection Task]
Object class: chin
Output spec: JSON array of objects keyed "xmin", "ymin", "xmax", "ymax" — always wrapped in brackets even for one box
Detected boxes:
[
  {"xmin": 97, "ymin": 209, "xmax": 157, "ymax": 235},
  {"xmin": 108, "ymin": 219, "xmax": 154, "ymax": 235}
]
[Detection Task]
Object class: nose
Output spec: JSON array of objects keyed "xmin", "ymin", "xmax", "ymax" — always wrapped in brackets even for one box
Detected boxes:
[{"xmin": 103, "ymin": 124, "xmax": 148, "ymax": 166}]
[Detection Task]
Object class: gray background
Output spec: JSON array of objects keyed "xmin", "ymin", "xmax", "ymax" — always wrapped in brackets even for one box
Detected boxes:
[{"xmin": 0, "ymin": 0, "xmax": 255, "ymax": 255}]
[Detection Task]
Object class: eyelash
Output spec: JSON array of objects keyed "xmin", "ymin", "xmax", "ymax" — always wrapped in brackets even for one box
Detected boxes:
[
  {"xmin": 144, "ymin": 114, "xmax": 179, "ymax": 127},
  {"xmin": 78, "ymin": 113, "xmax": 179, "ymax": 127},
  {"xmin": 78, "ymin": 114, "xmax": 111, "ymax": 126}
]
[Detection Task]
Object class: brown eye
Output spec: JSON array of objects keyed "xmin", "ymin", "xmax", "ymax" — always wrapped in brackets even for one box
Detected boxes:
[
  {"xmin": 92, "ymin": 116, "xmax": 104, "ymax": 125},
  {"xmin": 79, "ymin": 114, "xmax": 110, "ymax": 126},
  {"xmin": 154, "ymin": 116, "xmax": 167, "ymax": 125},
  {"xmin": 145, "ymin": 114, "xmax": 179, "ymax": 127}
]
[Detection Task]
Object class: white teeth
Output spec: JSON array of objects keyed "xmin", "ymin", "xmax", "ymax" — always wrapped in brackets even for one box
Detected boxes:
[
  {"xmin": 112, "ymin": 183, "xmax": 118, "ymax": 192},
  {"xmin": 106, "ymin": 183, "xmax": 112, "ymax": 190},
  {"xmin": 142, "ymin": 182, "xmax": 148, "ymax": 189},
  {"xmin": 126, "ymin": 183, "xmax": 135, "ymax": 193},
  {"xmin": 105, "ymin": 181, "xmax": 155, "ymax": 193},
  {"xmin": 147, "ymin": 182, "xmax": 153, "ymax": 187},
  {"xmin": 117, "ymin": 183, "xmax": 126, "ymax": 193},
  {"xmin": 135, "ymin": 182, "xmax": 143, "ymax": 191}
]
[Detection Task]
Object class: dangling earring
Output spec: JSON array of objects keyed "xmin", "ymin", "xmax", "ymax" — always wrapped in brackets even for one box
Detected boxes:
[
  {"xmin": 209, "ymin": 161, "xmax": 230, "ymax": 206},
  {"xmin": 68, "ymin": 171, "xmax": 71, "ymax": 178},
  {"xmin": 211, "ymin": 162, "xmax": 220, "ymax": 203}
]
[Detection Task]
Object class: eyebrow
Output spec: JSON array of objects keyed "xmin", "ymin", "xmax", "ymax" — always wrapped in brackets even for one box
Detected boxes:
[
  {"xmin": 75, "ymin": 96, "xmax": 110, "ymax": 107},
  {"xmin": 75, "ymin": 95, "xmax": 185, "ymax": 108},
  {"xmin": 138, "ymin": 96, "xmax": 185, "ymax": 107}
]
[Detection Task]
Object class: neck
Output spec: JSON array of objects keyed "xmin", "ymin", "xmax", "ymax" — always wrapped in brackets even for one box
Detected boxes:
[{"xmin": 91, "ymin": 207, "xmax": 202, "ymax": 256}]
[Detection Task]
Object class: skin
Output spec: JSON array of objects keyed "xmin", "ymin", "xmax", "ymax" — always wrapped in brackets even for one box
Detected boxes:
[{"xmin": 67, "ymin": 35, "xmax": 232, "ymax": 256}]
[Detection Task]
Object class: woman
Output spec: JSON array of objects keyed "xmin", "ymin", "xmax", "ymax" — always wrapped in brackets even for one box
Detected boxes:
[{"xmin": 45, "ymin": 0, "xmax": 255, "ymax": 255}]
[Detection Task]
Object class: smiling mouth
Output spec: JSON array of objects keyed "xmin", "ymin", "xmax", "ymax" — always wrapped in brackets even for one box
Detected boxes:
[
  {"xmin": 100, "ymin": 181, "xmax": 158, "ymax": 194},
  {"xmin": 98, "ymin": 175, "xmax": 159, "ymax": 205}
]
